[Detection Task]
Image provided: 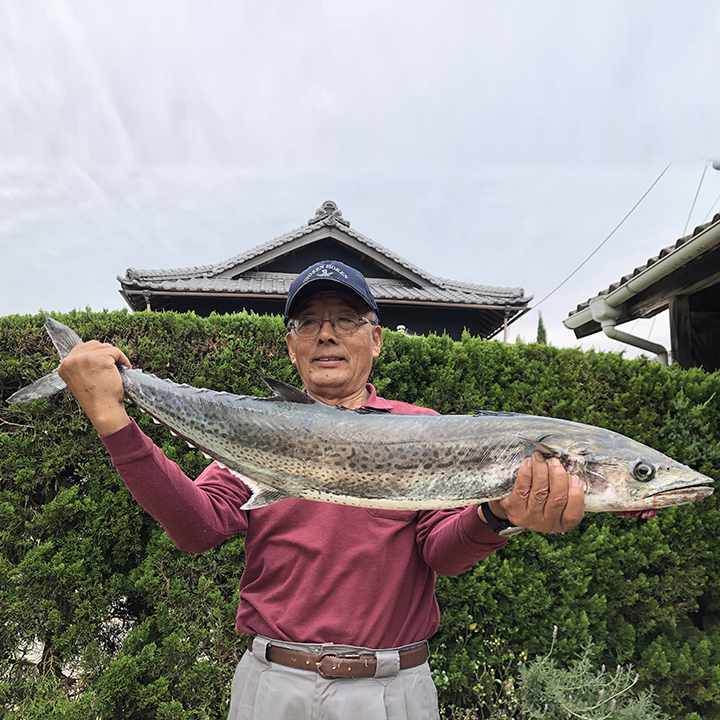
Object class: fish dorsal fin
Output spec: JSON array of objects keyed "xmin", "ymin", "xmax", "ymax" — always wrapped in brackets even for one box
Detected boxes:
[
  {"xmin": 262, "ymin": 377, "xmax": 319, "ymax": 404},
  {"xmin": 516, "ymin": 433, "xmax": 561, "ymax": 458}
]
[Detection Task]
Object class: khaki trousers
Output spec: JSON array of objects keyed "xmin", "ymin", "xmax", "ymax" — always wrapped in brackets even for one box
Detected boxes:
[{"xmin": 227, "ymin": 636, "xmax": 440, "ymax": 720}]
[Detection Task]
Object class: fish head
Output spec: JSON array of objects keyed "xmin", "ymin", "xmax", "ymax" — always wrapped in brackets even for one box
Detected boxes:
[{"xmin": 564, "ymin": 434, "xmax": 714, "ymax": 513}]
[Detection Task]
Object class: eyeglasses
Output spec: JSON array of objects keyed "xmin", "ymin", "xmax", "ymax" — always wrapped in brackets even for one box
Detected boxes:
[{"xmin": 288, "ymin": 312, "xmax": 378, "ymax": 338}]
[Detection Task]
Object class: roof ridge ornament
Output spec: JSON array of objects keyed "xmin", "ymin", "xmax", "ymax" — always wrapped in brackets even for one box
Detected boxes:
[{"xmin": 308, "ymin": 200, "xmax": 350, "ymax": 228}]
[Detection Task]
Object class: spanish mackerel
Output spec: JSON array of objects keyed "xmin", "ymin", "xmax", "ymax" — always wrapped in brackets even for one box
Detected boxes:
[{"xmin": 7, "ymin": 317, "xmax": 714, "ymax": 513}]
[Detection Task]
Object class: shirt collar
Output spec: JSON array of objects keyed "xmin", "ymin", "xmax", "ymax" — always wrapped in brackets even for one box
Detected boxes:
[
  {"xmin": 363, "ymin": 383, "xmax": 394, "ymax": 411},
  {"xmin": 299, "ymin": 382, "xmax": 392, "ymax": 410}
]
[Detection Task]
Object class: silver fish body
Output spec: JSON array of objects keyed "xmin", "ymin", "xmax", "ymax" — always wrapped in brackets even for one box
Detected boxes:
[{"xmin": 8, "ymin": 317, "xmax": 714, "ymax": 514}]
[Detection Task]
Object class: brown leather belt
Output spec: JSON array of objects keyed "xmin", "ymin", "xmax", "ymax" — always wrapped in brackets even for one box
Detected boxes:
[{"xmin": 247, "ymin": 637, "xmax": 429, "ymax": 679}]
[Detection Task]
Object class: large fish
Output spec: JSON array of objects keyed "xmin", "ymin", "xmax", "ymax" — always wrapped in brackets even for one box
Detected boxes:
[{"xmin": 7, "ymin": 317, "xmax": 714, "ymax": 514}]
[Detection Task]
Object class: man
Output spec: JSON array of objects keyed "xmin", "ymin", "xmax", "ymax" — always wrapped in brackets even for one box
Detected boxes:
[{"xmin": 58, "ymin": 260, "xmax": 584, "ymax": 720}]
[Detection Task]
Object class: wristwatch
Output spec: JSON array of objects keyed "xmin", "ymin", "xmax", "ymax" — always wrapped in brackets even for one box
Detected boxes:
[{"xmin": 480, "ymin": 502, "xmax": 526, "ymax": 537}]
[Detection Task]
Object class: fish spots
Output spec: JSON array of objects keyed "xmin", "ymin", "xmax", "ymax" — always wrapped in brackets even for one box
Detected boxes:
[{"xmin": 116, "ymin": 370, "xmax": 715, "ymax": 513}]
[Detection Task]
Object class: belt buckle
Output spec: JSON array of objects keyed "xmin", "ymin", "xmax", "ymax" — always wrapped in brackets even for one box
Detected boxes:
[{"xmin": 315, "ymin": 651, "xmax": 362, "ymax": 679}]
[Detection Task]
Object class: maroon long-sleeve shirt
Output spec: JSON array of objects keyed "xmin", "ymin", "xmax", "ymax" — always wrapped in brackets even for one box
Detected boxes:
[{"xmin": 101, "ymin": 384, "xmax": 507, "ymax": 649}]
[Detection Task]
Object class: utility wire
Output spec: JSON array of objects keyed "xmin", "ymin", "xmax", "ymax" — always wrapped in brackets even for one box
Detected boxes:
[
  {"xmin": 647, "ymin": 315, "xmax": 657, "ymax": 342},
  {"xmin": 701, "ymin": 189, "xmax": 720, "ymax": 224},
  {"xmin": 683, "ymin": 162, "xmax": 709, "ymax": 236},
  {"xmin": 533, "ymin": 162, "xmax": 673, "ymax": 310}
]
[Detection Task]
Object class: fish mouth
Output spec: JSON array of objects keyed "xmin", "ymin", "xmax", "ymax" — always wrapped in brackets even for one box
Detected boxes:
[{"xmin": 645, "ymin": 482, "xmax": 714, "ymax": 507}]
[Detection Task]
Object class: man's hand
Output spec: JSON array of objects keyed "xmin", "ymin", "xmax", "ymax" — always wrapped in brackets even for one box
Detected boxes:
[
  {"xmin": 481, "ymin": 452, "xmax": 585, "ymax": 534},
  {"xmin": 58, "ymin": 341, "xmax": 132, "ymax": 436}
]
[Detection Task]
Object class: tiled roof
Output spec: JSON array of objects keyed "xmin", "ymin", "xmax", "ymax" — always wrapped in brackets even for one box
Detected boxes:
[
  {"xmin": 122, "ymin": 225, "xmax": 319, "ymax": 282},
  {"xmin": 119, "ymin": 201, "xmax": 530, "ymax": 308},
  {"xmin": 121, "ymin": 273, "xmax": 528, "ymax": 308},
  {"xmin": 568, "ymin": 213, "xmax": 720, "ymax": 317}
]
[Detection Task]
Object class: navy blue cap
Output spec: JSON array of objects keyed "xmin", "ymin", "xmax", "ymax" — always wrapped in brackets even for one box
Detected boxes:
[{"xmin": 284, "ymin": 260, "xmax": 379, "ymax": 323}]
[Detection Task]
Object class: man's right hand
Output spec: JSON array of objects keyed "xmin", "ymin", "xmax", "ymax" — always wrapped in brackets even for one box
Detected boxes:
[
  {"xmin": 481, "ymin": 452, "xmax": 585, "ymax": 534},
  {"xmin": 58, "ymin": 341, "xmax": 132, "ymax": 436}
]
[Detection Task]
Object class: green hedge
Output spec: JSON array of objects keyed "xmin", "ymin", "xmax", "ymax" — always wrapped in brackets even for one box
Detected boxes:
[{"xmin": 2, "ymin": 310, "xmax": 720, "ymax": 719}]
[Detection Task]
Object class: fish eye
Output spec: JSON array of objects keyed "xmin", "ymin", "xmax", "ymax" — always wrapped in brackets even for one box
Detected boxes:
[{"xmin": 632, "ymin": 461, "xmax": 656, "ymax": 482}]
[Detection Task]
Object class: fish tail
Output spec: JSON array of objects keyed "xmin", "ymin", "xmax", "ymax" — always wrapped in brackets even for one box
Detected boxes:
[
  {"xmin": 44, "ymin": 315, "xmax": 84, "ymax": 361},
  {"xmin": 6, "ymin": 316, "xmax": 83, "ymax": 404}
]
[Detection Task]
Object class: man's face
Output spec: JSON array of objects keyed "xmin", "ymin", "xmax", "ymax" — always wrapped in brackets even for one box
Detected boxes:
[{"xmin": 285, "ymin": 291, "xmax": 382, "ymax": 405}]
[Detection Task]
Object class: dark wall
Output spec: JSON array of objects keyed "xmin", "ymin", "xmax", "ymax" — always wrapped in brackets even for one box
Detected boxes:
[
  {"xmin": 671, "ymin": 284, "xmax": 720, "ymax": 371},
  {"xmin": 250, "ymin": 239, "xmax": 398, "ymax": 280}
]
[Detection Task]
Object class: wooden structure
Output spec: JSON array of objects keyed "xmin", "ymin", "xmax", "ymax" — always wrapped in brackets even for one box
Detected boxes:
[
  {"xmin": 564, "ymin": 214, "xmax": 720, "ymax": 370},
  {"xmin": 118, "ymin": 201, "xmax": 531, "ymax": 340}
]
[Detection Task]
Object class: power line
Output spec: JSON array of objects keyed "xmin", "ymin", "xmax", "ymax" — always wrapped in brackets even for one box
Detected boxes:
[
  {"xmin": 682, "ymin": 162, "xmax": 708, "ymax": 236},
  {"xmin": 700, "ymin": 159, "xmax": 720, "ymax": 223},
  {"xmin": 533, "ymin": 162, "xmax": 673, "ymax": 310},
  {"xmin": 701, "ymin": 189, "xmax": 720, "ymax": 224},
  {"xmin": 647, "ymin": 315, "xmax": 657, "ymax": 342}
]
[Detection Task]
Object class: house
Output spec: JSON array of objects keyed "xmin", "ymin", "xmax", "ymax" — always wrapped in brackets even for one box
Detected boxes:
[
  {"xmin": 117, "ymin": 201, "xmax": 531, "ymax": 340},
  {"xmin": 563, "ymin": 213, "xmax": 720, "ymax": 370}
]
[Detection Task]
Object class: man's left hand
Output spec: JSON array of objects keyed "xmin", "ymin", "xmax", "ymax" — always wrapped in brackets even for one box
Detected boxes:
[{"xmin": 482, "ymin": 452, "xmax": 585, "ymax": 534}]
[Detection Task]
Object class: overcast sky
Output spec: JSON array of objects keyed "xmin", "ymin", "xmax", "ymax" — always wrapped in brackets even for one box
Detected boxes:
[{"xmin": 1, "ymin": 1, "xmax": 719, "ymax": 361}]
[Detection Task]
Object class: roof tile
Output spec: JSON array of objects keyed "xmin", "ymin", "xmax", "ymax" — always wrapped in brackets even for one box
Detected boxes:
[
  {"xmin": 569, "ymin": 214, "xmax": 720, "ymax": 316},
  {"xmin": 120, "ymin": 201, "xmax": 531, "ymax": 309}
]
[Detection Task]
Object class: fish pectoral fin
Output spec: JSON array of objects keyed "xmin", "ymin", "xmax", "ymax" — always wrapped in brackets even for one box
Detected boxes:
[
  {"xmin": 241, "ymin": 489, "xmax": 291, "ymax": 510},
  {"xmin": 516, "ymin": 434, "xmax": 561, "ymax": 458},
  {"xmin": 262, "ymin": 378, "xmax": 318, "ymax": 405}
]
